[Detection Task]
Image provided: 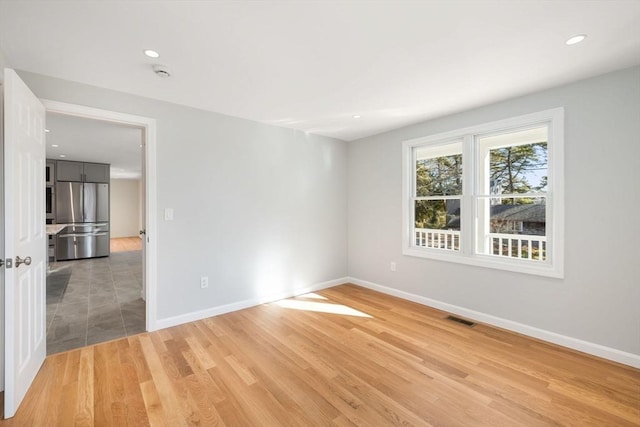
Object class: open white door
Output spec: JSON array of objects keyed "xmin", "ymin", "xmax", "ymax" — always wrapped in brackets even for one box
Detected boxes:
[{"xmin": 3, "ymin": 68, "xmax": 46, "ymax": 418}]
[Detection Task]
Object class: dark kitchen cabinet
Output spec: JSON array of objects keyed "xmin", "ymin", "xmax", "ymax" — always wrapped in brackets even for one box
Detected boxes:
[
  {"xmin": 55, "ymin": 160, "xmax": 83, "ymax": 181},
  {"xmin": 56, "ymin": 160, "xmax": 109, "ymax": 183},
  {"xmin": 83, "ymin": 162, "xmax": 110, "ymax": 182}
]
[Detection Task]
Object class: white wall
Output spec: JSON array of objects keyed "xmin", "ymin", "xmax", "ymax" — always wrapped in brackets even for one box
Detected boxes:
[
  {"xmin": 18, "ymin": 70, "xmax": 348, "ymax": 322},
  {"xmin": 110, "ymin": 178, "xmax": 141, "ymax": 238},
  {"xmin": 348, "ymin": 66, "xmax": 640, "ymax": 358}
]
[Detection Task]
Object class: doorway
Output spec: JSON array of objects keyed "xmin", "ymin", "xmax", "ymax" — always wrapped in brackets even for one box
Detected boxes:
[{"xmin": 42, "ymin": 100, "xmax": 157, "ymax": 352}]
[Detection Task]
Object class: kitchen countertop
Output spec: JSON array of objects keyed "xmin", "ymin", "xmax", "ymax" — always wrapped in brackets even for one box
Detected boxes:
[{"xmin": 46, "ymin": 224, "xmax": 67, "ymax": 235}]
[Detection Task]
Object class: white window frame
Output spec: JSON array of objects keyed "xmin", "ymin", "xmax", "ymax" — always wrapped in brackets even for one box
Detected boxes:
[{"xmin": 402, "ymin": 108, "xmax": 564, "ymax": 278}]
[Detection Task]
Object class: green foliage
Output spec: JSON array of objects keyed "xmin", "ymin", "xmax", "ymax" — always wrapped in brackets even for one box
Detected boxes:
[
  {"xmin": 415, "ymin": 154, "xmax": 462, "ymax": 229},
  {"xmin": 414, "ymin": 142, "xmax": 547, "ymax": 230},
  {"xmin": 490, "ymin": 142, "xmax": 547, "ymax": 204},
  {"xmin": 416, "ymin": 154, "xmax": 462, "ymax": 197},
  {"xmin": 415, "ymin": 200, "xmax": 448, "ymax": 229}
]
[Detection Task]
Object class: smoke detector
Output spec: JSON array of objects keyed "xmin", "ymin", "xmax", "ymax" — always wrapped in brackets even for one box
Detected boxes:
[{"xmin": 153, "ymin": 64, "xmax": 171, "ymax": 78}]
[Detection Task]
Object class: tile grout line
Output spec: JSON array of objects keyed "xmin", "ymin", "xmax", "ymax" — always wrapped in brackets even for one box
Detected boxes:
[
  {"xmin": 46, "ymin": 251, "xmax": 143, "ymax": 353},
  {"xmin": 114, "ymin": 267, "xmax": 129, "ymax": 337}
]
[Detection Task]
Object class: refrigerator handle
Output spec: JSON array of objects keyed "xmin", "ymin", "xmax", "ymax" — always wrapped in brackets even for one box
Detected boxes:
[{"xmin": 80, "ymin": 182, "xmax": 85, "ymax": 223}]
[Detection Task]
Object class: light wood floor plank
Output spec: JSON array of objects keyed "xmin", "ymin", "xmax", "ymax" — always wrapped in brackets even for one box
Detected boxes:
[
  {"xmin": 74, "ymin": 347, "xmax": 94, "ymax": 426},
  {"xmin": 139, "ymin": 380, "xmax": 163, "ymax": 427},
  {"xmin": 1, "ymin": 284, "xmax": 639, "ymax": 426},
  {"xmin": 110, "ymin": 236, "xmax": 142, "ymax": 252}
]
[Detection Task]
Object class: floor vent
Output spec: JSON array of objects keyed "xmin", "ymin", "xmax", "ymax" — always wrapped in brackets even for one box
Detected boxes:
[{"xmin": 445, "ymin": 315, "xmax": 476, "ymax": 327}]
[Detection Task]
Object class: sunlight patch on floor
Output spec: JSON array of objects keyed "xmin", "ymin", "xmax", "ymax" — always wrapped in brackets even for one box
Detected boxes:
[
  {"xmin": 272, "ymin": 299, "xmax": 372, "ymax": 318},
  {"xmin": 296, "ymin": 292, "xmax": 328, "ymax": 300}
]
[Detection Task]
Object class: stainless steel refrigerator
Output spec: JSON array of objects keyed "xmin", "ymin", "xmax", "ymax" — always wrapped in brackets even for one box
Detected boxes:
[{"xmin": 55, "ymin": 182, "xmax": 110, "ymax": 260}]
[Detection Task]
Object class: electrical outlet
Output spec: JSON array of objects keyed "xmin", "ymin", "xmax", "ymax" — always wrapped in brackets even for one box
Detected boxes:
[
  {"xmin": 200, "ymin": 276, "xmax": 209, "ymax": 289},
  {"xmin": 164, "ymin": 208, "xmax": 174, "ymax": 221},
  {"xmin": 390, "ymin": 262, "xmax": 397, "ymax": 272}
]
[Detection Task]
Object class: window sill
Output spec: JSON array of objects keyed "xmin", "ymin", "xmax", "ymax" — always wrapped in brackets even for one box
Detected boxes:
[{"xmin": 403, "ymin": 246, "xmax": 564, "ymax": 279}]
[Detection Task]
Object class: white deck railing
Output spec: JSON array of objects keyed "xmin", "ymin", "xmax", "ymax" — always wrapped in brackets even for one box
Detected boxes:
[
  {"xmin": 415, "ymin": 228, "xmax": 460, "ymax": 251},
  {"xmin": 415, "ymin": 229, "xmax": 546, "ymax": 261},
  {"xmin": 488, "ymin": 233, "xmax": 546, "ymax": 261}
]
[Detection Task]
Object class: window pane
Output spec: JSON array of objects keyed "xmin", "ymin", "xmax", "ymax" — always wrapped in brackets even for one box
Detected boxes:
[
  {"xmin": 480, "ymin": 197, "xmax": 546, "ymax": 261},
  {"xmin": 416, "ymin": 154, "xmax": 462, "ymax": 196},
  {"xmin": 481, "ymin": 127, "xmax": 548, "ymax": 195},
  {"xmin": 490, "ymin": 198, "xmax": 545, "ymax": 234},
  {"xmin": 414, "ymin": 199, "xmax": 460, "ymax": 251}
]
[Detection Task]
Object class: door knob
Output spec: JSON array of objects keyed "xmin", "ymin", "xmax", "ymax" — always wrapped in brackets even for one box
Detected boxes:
[{"xmin": 15, "ymin": 256, "xmax": 31, "ymax": 267}]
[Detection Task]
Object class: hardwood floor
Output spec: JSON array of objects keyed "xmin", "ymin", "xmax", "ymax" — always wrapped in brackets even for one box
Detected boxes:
[
  {"xmin": 2, "ymin": 284, "xmax": 638, "ymax": 425},
  {"xmin": 110, "ymin": 236, "xmax": 142, "ymax": 252}
]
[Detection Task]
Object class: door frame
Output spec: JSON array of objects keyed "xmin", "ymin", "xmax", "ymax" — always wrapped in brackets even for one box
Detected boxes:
[
  {"xmin": 42, "ymin": 99, "xmax": 158, "ymax": 332},
  {"xmin": 0, "ymin": 79, "xmax": 5, "ymax": 393}
]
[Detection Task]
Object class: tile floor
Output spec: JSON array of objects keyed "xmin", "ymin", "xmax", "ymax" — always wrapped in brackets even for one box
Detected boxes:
[{"xmin": 46, "ymin": 250, "xmax": 145, "ymax": 355}]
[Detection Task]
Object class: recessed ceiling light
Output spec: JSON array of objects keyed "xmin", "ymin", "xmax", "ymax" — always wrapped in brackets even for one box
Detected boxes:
[
  {"xmin": 353, "ymin": 115, "xmax": 362, "ymax": 119},
  {"xmin": 45, "ymin": 129, "xmax": 50, "ymax": 133},
  {"xmin": 144, "ymin": 49, "xmax": 160, "ymax": 58},
  {"xmin": 59, "ymin": 154, "xmax": 66, "ymax": 158},
  {"xmin": 566, "ymin": 34, "xmax": 586, "ymax": 45},
  {"xmin": 51, "ymin": 144, "xmax": 59, "ymax": 148}
]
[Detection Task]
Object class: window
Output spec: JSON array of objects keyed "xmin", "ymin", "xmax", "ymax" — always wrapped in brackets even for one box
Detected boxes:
[
  {"xmin": 402, "ymin": 109, "xmax": 564, "ymax": 277},
  {"xmin": 414, "ymin": 142, "xmax": 462, "ymax": 251}
]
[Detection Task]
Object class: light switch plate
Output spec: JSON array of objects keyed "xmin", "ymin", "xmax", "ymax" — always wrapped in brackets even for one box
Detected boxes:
[{"xmin": 164, "ymin": 208, "xmax": 174, "ymax": 221}]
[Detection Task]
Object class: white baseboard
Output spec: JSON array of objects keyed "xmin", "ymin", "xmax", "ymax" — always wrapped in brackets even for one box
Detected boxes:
[
  {"xmin": 348, "ymin": 277, "xmax": 640, "ymax": 369},
  {"xmin": 154, "ymin": 277, "xmax": 348, "ymax": 331}
]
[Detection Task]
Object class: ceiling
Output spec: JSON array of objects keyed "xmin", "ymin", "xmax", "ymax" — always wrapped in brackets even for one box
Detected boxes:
[
  {"xmin": 1, "ymin": 1, "xmax": 639, "ymax": 142},
  {"xmin": 46, "ymin": 113, "xmax": 143, "ymax": 179}
]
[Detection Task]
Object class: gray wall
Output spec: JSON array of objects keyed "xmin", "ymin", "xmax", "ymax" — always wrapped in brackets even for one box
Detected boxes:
[
  {"xmin": 348, "ymin": 66, "xmax": 640, "ymax": 355},
  {"xmin": 0, "ymin": 47, "xmax": 9, "ymax": 82},
  {"xmin": 19, "ymin": 71, "xmax": 348, "ymax": 321},
  {"xmin": 11, "ymin": 66, "xmax": 640, "ymax": 359}
]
